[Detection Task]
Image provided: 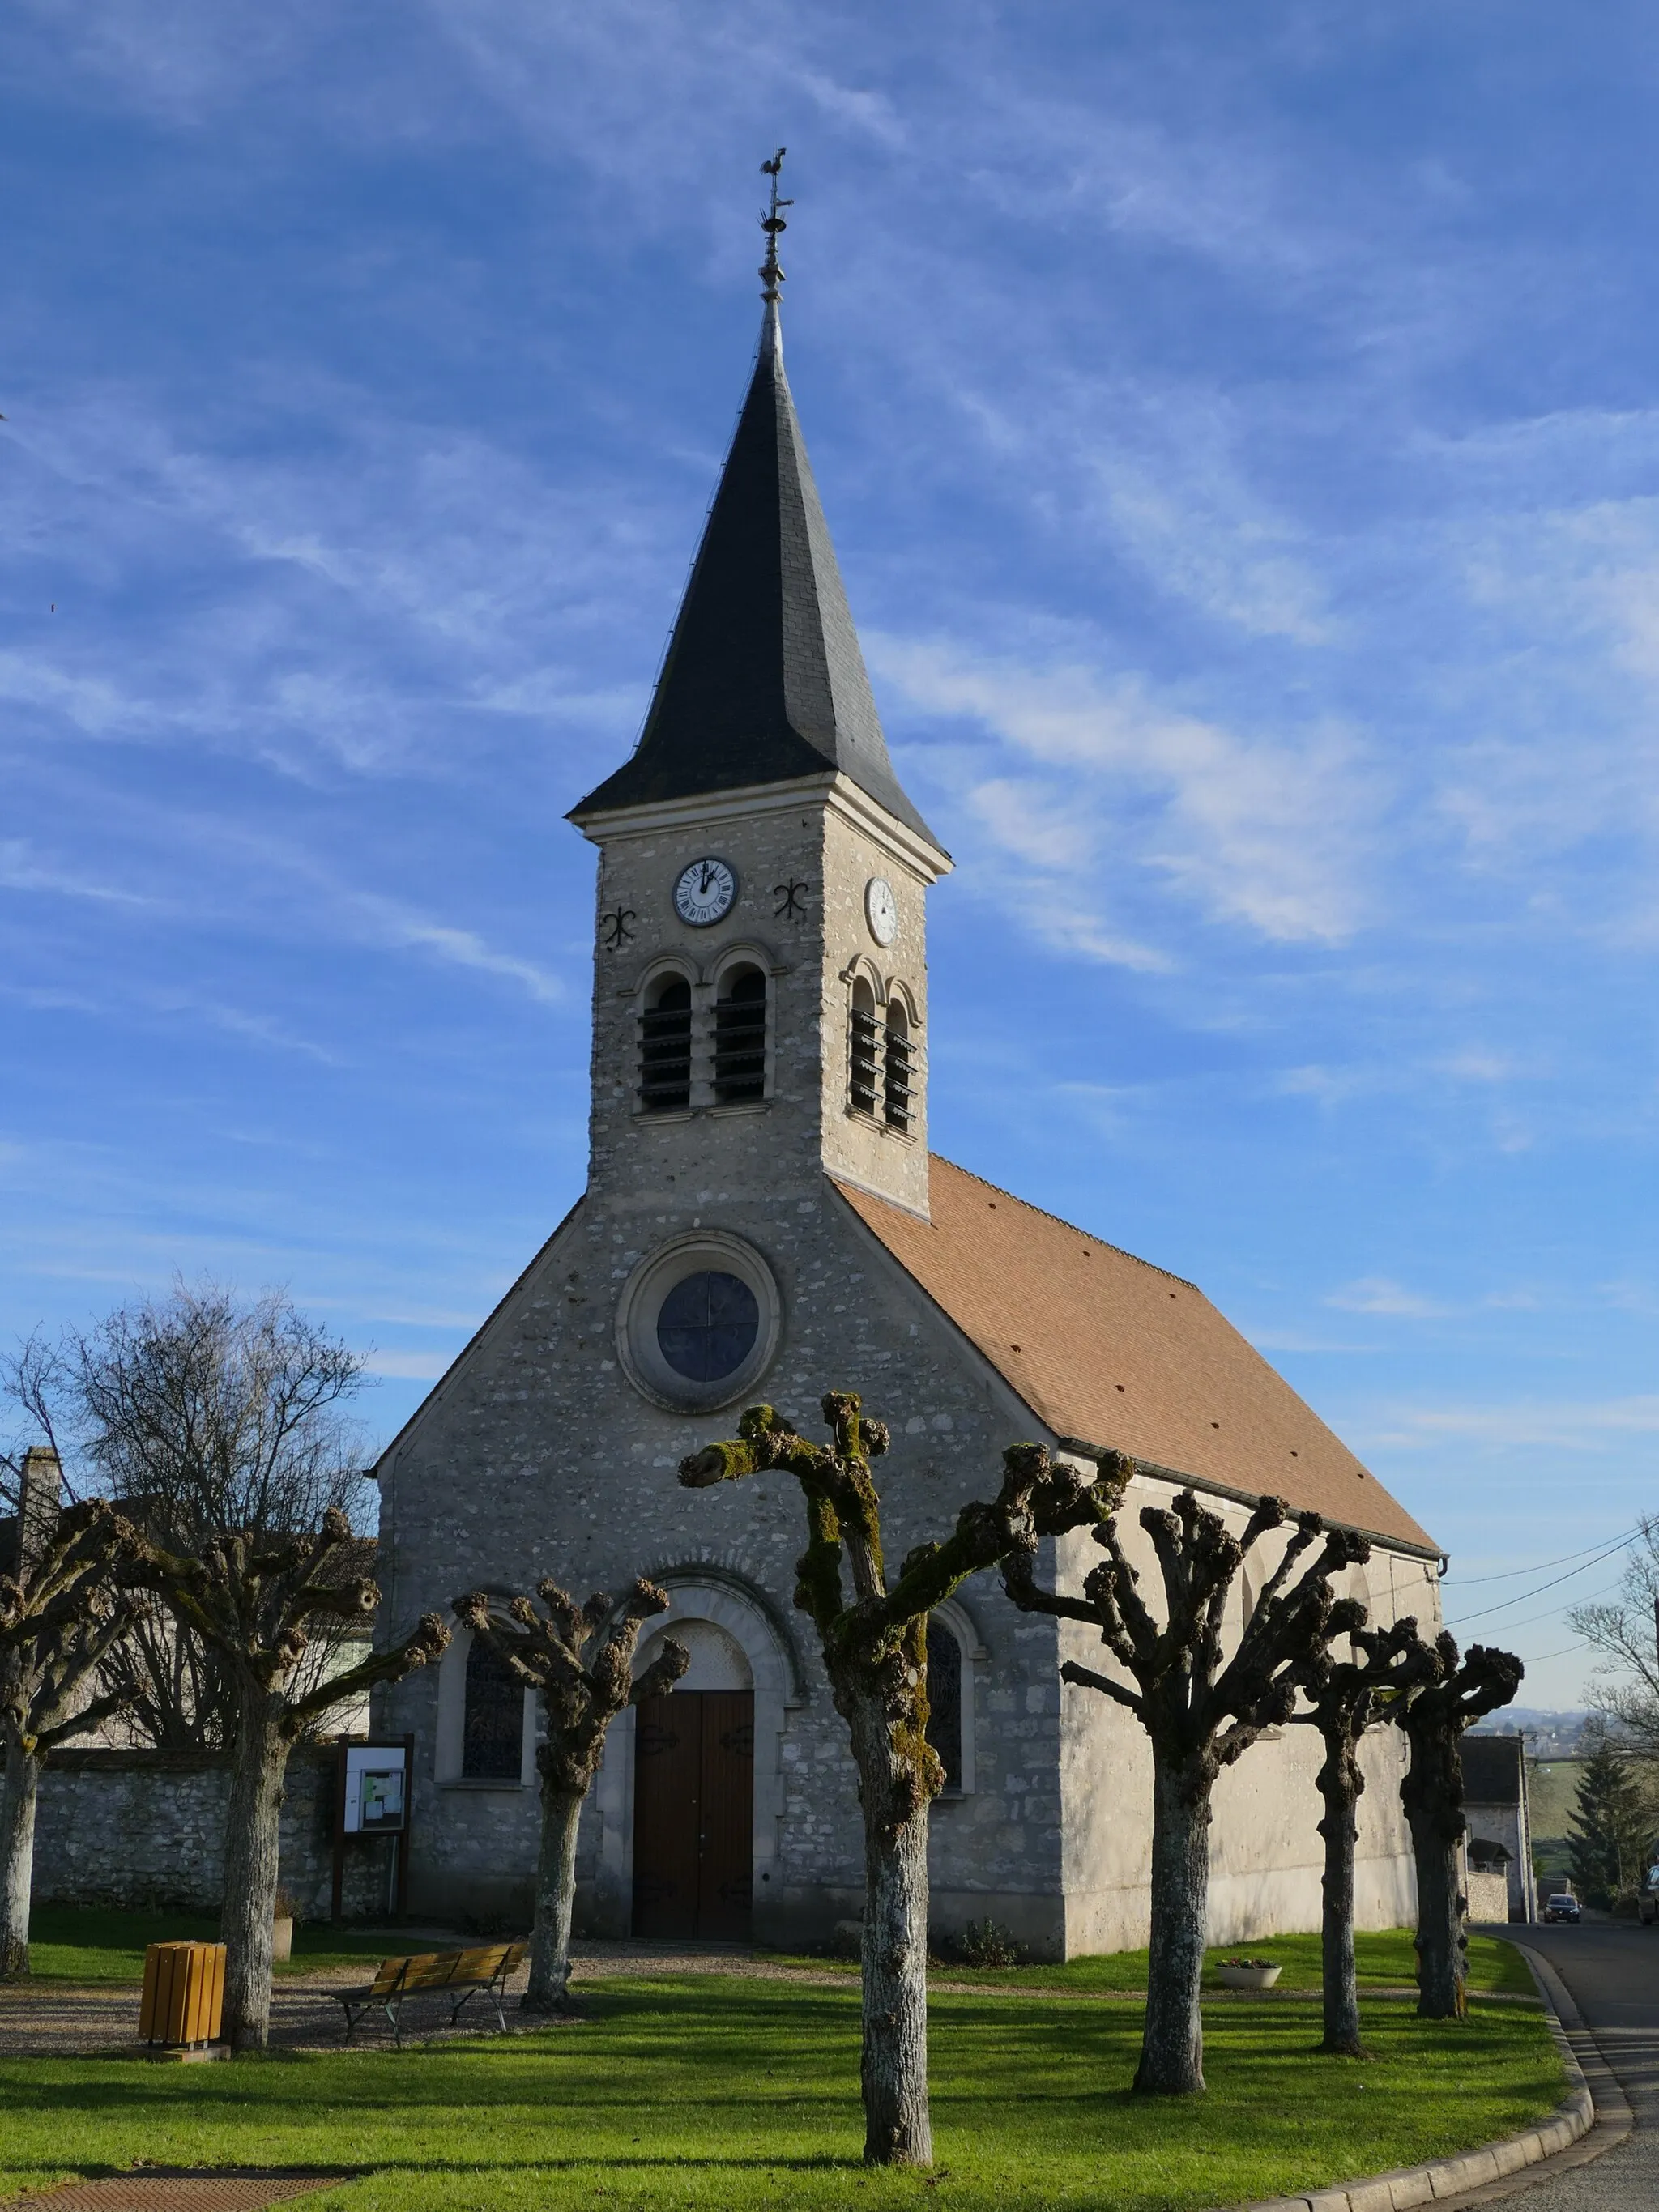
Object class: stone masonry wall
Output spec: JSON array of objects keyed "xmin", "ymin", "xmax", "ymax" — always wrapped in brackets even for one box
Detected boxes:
[{"xmin": 33, "ymin": 1749, "xmax": 394, "ymax": 1922}]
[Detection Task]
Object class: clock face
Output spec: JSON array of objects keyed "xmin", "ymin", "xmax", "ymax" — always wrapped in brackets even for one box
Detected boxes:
[
  {"xmin": 673, "ymin": 856, "xmax": 737, "ymax": 927},
  {"xmin": 864, "ymin": 876, "xmax": 898, "ymax": 947}
]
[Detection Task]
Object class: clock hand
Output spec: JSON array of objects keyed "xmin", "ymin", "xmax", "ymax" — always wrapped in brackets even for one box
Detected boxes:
[{"xmin": 699, "ymin": 863, "xmax": 714, "ymax": 893}]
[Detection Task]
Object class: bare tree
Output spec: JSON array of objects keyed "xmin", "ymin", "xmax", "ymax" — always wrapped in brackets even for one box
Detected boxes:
[
  {"xmin": 1571, "ymin": 1517, "xmax": 1659, "ymax": 1755},
  {"xmin": 454, "ymin": 1579, "xmax": 689, "ymax": 2012},
  {"xmin": 134, "ymin": 1511, "xmax": 449, "ymax": 2051},
  {"xmin": 1, "ymin": 1469, "xmax": 137, "ymax": 1978},
  {"xmin": 6, "ymin": 1285, "xmax": 370, "ymax": 1748},
  {"xmin": 1290, "ymin": 1606, "xmax": 1422, "ymax": 2056},
  {"xmin": 680, "ymin": 1394, "xmax": 1113, "ymax": 2168},
  {"xmin": 1385, "ymin": 1628, "xmax": 1523, "ymax": 2020},
  {"xmin": 1003, "ymin": 1476, "xmax": 1367, "ymax": 2095}
]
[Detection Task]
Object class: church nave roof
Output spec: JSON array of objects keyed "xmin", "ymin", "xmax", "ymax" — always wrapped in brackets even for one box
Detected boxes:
[{"xmin": 834, "ymin": 1156, "xmax": 1438, "ymax": 1557}]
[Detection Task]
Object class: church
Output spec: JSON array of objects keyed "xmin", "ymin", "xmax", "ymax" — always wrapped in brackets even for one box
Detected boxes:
[{"xmin": 369, "ymin": 252, "xmax": 1444, "ymax": 1959}]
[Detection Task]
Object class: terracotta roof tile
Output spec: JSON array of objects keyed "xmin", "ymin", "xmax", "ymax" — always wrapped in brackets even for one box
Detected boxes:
[{"xmin": 833, "ymin": 1156, "xmax": 1437, "ymax": 1557}]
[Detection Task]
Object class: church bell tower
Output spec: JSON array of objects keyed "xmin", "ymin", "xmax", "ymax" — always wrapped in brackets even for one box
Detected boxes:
[{"xmin": 567, "ymin": 162, "xmax": 950, "ymax": 1259}]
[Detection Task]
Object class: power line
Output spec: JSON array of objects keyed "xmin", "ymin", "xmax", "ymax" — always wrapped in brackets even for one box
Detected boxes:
[
  {"xmin": 1443, "ymin": 1526, "xmax": 1643, "ymax": 1587},
  {"xmin": 1444, "ymin": 1536, "xmax": 1636, "ymax": 1628},
  {"xmin": 1450, "ymin": 1578, "xmax": 1623, "ymax": 1639}
]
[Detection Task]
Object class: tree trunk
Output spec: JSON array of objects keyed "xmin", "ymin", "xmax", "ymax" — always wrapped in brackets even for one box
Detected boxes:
[
  {"xmin": 1, "ymin": 1738, "xmax": 40, "ymax": 1981},
  {"xmin": 1316, "ymin": 1724, "xmax": 1363, "ymax": 2056},
  {"xmin": 1136, "ymin": 1754, "xmax": 1211, "ymax": 2095},
  {"xmin": 219, "ymin": 1694, "xmax": 290, "ymax": 2051},
  {"xmin": 523, "ymin": 1776, "xmax": 584, "ymax": 2012},
  {"xmin": 849, "ymin": 1698, "xmax": 932, "ymax": 2167},
  {"xmin": 1405, "ymin": 1801, "xmax": 1467, "ymax": 2019}
]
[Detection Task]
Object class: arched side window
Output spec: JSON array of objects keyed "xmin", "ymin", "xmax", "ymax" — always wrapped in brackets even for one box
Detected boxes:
[
  {"xmin": 639, "ymin": 973, "xmax": 693, "ymax": 1114},
  {"xmin": 925, "ymin": 1620, "xmax": 964, "ymax": 1792},
  {"xmin": 883, "ymin": 1001, "xmax": 914, "ymax": 1132},
  {"xmin": 461, "ymin": 1632, "xmax": 524, "ymax": 1780},
  {"xmin": 849, "ymin": 978, "xmax": 881, "ymax": 1116},
  {"xmin": 714, "ymin": 965, "xmax": 767, "ymax": 1105}
]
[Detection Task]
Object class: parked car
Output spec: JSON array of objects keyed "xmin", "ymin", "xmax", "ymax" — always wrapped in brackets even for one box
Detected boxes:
[
  {"xmin": 1639, "ymin": 1868, "xmax": 1659, "ymax": 1924},
  {"xmin": 1543, "ymin": 1893, "xmax": 1581, "ymax": 1923}
]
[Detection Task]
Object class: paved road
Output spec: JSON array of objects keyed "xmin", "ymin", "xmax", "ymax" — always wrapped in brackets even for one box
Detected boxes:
[{"xmin": 1494, "ymin": 1920, "xmax": 1659, "ymax": 2206}]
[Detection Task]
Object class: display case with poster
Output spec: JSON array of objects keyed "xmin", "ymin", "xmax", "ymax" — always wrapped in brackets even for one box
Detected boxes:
[{"xmin": 331, "ymin": 1737, "xmax": 413, "ymax": 1920}]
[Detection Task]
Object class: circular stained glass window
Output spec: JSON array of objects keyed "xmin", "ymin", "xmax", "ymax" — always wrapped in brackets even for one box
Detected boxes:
[{"xmin": 656, "ymin": 1270, "xmax": 761, "ymax": 1382}]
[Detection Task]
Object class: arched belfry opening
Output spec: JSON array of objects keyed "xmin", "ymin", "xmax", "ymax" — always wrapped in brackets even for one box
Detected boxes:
[
  {"xmin": 714, "ymin": 965, "xmax": 767, "ymax": 1103},
  {"xmin": 639, "ymin": 973, "xmax": 693, "ymax": 1113}
]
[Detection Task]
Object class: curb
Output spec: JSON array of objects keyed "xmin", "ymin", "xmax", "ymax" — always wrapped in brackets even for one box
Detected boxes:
[{"xmin": 1218, "ymin": 1943, "xmax": 1622, "ymax": 2212}]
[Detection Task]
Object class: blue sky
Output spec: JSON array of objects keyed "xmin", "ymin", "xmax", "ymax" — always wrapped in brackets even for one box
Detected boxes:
[{"xmin": 4, "ymin": 2, "xmax": 1657, "ymax": 1707}]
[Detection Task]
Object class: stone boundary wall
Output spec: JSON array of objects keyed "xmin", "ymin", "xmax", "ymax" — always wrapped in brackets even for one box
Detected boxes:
[{"xmin": 34, "ymin": 1750, "xmax": 393, "ymax": 1922}]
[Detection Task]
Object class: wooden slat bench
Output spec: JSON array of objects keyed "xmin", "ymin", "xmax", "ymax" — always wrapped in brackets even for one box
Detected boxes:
[{"xmin": 333, "ymin": 1940, "xmax": 528, "ymax": 2047}]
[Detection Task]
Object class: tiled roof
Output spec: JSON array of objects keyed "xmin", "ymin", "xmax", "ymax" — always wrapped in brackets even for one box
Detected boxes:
[
  {"xmin": 834, "ymin": 1156, "xmax": 1439, "ymax": 1556},
  {"xmin": 569, "ymin": 303, "xmax": 940, "ymax": 849}
]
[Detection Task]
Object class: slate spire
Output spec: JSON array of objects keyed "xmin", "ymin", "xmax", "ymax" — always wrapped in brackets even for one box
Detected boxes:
[{"xmin": 569, "ymin": 184, "xmax": 938, "ymax": 847}]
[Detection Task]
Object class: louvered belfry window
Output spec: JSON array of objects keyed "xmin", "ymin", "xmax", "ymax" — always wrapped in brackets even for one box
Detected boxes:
[
  {"xmin": 883, "ymin": 1007, "xmax": 914, "ymax": 1132},
  {"xmin": 849, "ymin": 981, "xmax": 881, "ymax": 1116},
  {"xmin": 851, "ymin": 981, "xmax": 915, "ymax": 1130},
  {"xmin": 714, "ymin": 966, "xmax": 767, "ymax": 1103},
  {"xmin": 640, "ymin": 975, "xmax": 693, "ymax": 1112}
]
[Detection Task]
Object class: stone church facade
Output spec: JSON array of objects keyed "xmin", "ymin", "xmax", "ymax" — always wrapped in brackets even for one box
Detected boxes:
[{"xmin": 370, "ymin": 286, "xmax": 1443, "ymax": 1959}]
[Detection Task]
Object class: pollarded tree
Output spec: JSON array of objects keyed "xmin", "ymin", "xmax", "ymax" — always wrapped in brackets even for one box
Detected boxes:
[
  {"xmin": 1290, "ymin": 1606, "xmax": 1424, "ymax": 2056},
  {"xmin": 135, "ymin": 1510, "xmax": 450, "ymax": 2051},
  {"xmin": 454, "ymin": 1577, "xmax": 690, "ymax": 2012},
  {"xmin": 1386, "ymin": 1628, "xmax": 1523, "ymax": 2019},
  {"xmin": 1, "ymin": 1477, "xmax": 138, "ymax": 1978},
  {"xmin": 680, "ymin": 1394, "xmax": 1115, "ymax": 2168},
  {"xmin": 1003, "ymin": 1477, "xmax": 1368, "ymax": 2095}
]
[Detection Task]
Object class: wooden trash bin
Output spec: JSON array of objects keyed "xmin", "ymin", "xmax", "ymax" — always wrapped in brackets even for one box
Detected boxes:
[{"xmin": 139, "ymin": 1941, "xmax": 227, "ymax": 2056}]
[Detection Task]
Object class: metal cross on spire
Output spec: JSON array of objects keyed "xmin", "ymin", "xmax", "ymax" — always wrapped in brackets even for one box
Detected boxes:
[{"xmin": 759, "ymin": 147, "xmax": 792, "ymax": 302}]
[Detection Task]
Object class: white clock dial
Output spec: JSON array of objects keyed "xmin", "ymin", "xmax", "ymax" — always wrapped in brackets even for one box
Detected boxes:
[
  {"xmin": 864, "ymin": 876, "xmax": 898, "ymax": 947},
  {"xmin": 673, "ymin": 856, "xmax": 737, "ymax": 927}
]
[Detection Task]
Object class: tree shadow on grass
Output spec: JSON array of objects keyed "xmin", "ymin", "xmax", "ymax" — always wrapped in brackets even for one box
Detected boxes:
[{"xmin": 2, "ymin": 2158, "xmax": 865, "ymax": 2181}]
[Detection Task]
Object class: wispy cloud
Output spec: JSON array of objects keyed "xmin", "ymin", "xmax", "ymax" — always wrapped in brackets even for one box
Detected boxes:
[
  {"xmin": 352, "ymin": 898, "xmax": 565, "ymax": 1004},
  {"xmin": 1327, "ymin": 1278, "xmax": 1448, "ymax": 1319},
  {"xmin": 1375, "ymin": 1397, "xmax": 1659, "ymax": 1451},
  {"xmin": 360, "ymin": 1346, "xmax": 456, "ymax": 1381},
  {"xmin": 877, "ymin": 637, "xmax": 1382, "ymax": 948},
  {"xmin": 0, "ymin": 840, "xmax": 152, "ymax": 906}
]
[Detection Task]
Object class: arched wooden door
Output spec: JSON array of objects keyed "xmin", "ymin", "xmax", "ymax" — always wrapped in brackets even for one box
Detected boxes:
[{"xmin": 632, "ymin": 1689, "xmax": 753, "ymax": 1939}]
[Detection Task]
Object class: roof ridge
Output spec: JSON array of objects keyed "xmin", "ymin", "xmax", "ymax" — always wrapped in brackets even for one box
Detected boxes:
[{"xmin": 928, "ymin": 1154, "xmax": 1201, "ymax": 1293}]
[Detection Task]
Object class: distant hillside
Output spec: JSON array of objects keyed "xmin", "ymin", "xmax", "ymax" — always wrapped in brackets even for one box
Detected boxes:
[{"xmin": 1470, "ymin": 1709, "xmax": 1593, "ymax": 1758}]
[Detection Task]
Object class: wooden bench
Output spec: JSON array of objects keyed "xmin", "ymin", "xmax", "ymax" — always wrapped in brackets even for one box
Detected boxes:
[{"xmin": 334, "ymin": 1940, "xmax": 528, "ymax": 2047}]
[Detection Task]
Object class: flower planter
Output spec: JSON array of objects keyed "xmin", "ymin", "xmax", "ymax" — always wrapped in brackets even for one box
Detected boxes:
[
  {"xmin": 271, "ymin": 1916, "xmax": 294, "ymax": 1964},
  {"xmin": 1217, "ymin": 1962, "xmax": 1281, "ymax": 1990}
]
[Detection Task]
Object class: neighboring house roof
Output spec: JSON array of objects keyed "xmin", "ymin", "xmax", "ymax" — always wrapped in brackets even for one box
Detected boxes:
[
  {"xmin": 568, "ymin": 302, "xmax": 940, "ymax": 850},
  {"xmin": 834, "ymin": 1156, "xmax": 1439, "ymax": 1556},
  {"xmin": 1463, "ymin": 1733, "xmax": 1528, "ymax": 1805}
]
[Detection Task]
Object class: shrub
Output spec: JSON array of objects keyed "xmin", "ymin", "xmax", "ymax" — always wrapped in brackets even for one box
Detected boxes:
[{"xmin": 953, "ymin": 1918, "xmax": 1027, "ymax": 1968}]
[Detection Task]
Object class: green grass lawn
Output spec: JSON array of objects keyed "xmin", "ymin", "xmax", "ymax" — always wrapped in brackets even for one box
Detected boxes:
[
  {"xmin": 19, "ymin": 1907, "xmax": 410, "ymax": 1984},
  {"xmin": 764, "ymin": 1927, "xmax": 1539, "ymax": 1998},
  {"xmin": 0, "ymin": 1974, "xmax": 1563, "ymax": 2212}
]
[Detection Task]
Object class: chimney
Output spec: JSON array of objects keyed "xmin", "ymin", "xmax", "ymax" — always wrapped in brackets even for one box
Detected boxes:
[{"xmin": 17, "ymin": 1443, "xmax": 63, "ymax": 1575}]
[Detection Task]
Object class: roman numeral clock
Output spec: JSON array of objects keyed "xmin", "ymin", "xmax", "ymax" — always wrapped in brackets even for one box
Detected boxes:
[{"xmin": 674, "ymin": 857, "xmax": 737, "ymax": 927}]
